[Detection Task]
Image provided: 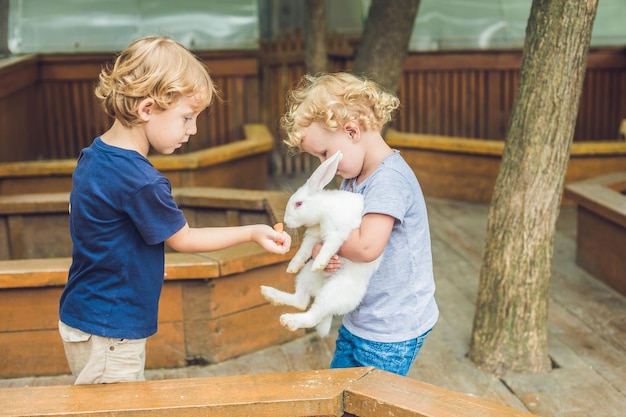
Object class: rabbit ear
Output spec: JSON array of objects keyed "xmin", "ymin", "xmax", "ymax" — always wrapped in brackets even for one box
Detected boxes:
[{"xmin": 306, "ymin": 151, "xmax": 343, "ymax": 191}]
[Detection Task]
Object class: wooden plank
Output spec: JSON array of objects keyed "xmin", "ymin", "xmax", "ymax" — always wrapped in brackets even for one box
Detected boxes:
[
  {"xmin": 0, "ymin": 217, "xmax": 8, "ymax": 259},
  {"xmin": 0, "ymin": 55, "xmax": 39, "ymax": 99},
  {"xmin": 10, "ymin": 213, "xmax": 70, "ymax": 259},
  {"xmin": 181, "ymin": 263, "xmax": 294, "ymax": 320},
  {"xmin": 146, "ymin": 321, "xmax": 187, "ymax": 370},
  {"xmin": 0, "ymin": 368, "xmax": 369, "ymax": 417},
  {"xmin": 0, "ymin": 287, "xmax": 62, "ymax": 332},
  {"xmin": 174, "ymin": 187, "xmax": 269, "ymax": 210},
  {"xmin": 0, "ymin": 192, "xmax": 70, "ymax": 214},
  {"xmin": 575, "ymin": 207, "xmax": 626, "ymax": 295},
  {"xmin": 158, "ymin": 282, "xmax": 184, "ymax": 323},
  {"xmin": 6, "ymin": 215, "xmax": 24, "ymax": 259},
  {"xmin": 197, "ymin": 55, "xmax": 259, "ymax": 77},
  {"xmin": 403, "ymin": 50, "xmax": 523, "ymax": 72},
  {"xmin": 0, "ymin": 247, "xmax": 288, "ymax": 290},
  {"xmin": 0, "ymin": 366, "xmax": 536, "ymax": 417},
  {"xmin": 345, "ymin": 370, "xmax": 536, "ymax": 417},
  {"xmin": 0, "ymin": 159, "xmax": 76, "ymax": 178},
  {"xmin": 0, "ymin": 253, "xmax": 218, "ymax": 290},
  {"xmin": 0, "ymin": 177, "xmax": 74, "ymax": 197},
  {"xmin": 199, "ymin": 242, "xmax": 295, "ymax": 277},
  {"xmin": 163, "ymin": 252, "xmax": 220, "ymax": 281},
  {"xmin": 0, "ymin": 257, "xmax": 70, "ymax": 289},
  {"xmin": 398, "ymin": 148, "xmax": 501, "ymax": 202},
  {"xmin": 186, "ymin": 302, "xmax": 305, "ymax": 363},
  {"xmin": 0, "ymin": 329, "xmax": 70, "ymax": 377},
  {"xmin": 565, "ymin": 172, "xmax": 626, "ymax": 227}
]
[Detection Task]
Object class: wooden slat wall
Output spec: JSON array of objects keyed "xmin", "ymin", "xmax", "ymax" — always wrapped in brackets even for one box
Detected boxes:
[
  {"xmin": 260, "ymin": 33, "xmax": 314, "ymax": 176},
  {"xmin": 32, "ymin": 51, "xmax": 262, "ymax": 161},
  {"xmin": 397, "ymin": 49, "xmax": 626, "ymax": 141},
  {"xmin": 395, "ymin": 50, "xmax": 523, "ymax": 140},
  {"xmin": 260, "ymin": 35, "xmax": 626, "ymax": 175},
  {"xmin": 0, "ymin": 55, "xmax": 42, "ymax": 163},
  {"xmin": 194, "ymin": 52, "xmax": 261, "ymax": 151},
  {"xmin": 577, "ymin": 59, "xmax": 626, "ymax": 140},
  {"xmin": 36, "ymin": 54, "xmax": 114, "ymax": 160},
  {"xmin": 1, "ymin": 34, "xmax": 625, "ymax": 173}
]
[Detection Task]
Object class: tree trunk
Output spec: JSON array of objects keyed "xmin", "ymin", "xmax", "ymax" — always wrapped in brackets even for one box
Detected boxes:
[
  {"xmin": 304, "ymin": 0, "xmax": 327, "ymax": 75},
  {"xmin": 0, "ymin": 0, "xmax": 9, "ymax": 57},
  {"xmin": 352, "ymin": 0, "xmax": 420, "ymax": 93},
  {"xmin": 468, "ymin": 0, "xmax": 599, "ymax": 376}
]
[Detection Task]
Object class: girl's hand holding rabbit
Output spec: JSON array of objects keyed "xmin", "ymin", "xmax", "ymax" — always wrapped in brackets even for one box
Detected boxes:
[{"xmin": 312, "ymin": 243, "xmax": 342, "ymax": 273}]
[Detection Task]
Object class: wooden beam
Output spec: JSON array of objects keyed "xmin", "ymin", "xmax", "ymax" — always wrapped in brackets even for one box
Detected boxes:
[
  {"xmin": 0, "ymin": 368, "xmax": 536, "ymax": 417},
  {"xmin": 345, "ymin": 369, "xmax": 535, "ymax": 417}
]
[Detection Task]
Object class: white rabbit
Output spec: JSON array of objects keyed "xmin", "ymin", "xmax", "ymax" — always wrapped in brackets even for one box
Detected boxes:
[{"xmin": 261, "ymin": 151, "xmax": 381, "ymax": 337}]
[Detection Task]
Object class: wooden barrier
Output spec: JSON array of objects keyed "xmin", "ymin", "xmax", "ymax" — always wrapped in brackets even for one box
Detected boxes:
[
  {"xmin": 0, "ymin": 187, "xmax": 303, "ymax": 378},
  {"xmin": 0, "ymin": 124, "xmax": 273, "ymax": 195},
  {"xmin": 0, "ymin": 368, "xmax": 536, "ymax": 417},
  {"xmin": 2, "ymin": 45, "xmax": 625, "ymax": 177},
  {"xmin": 386, "ymin": 129, "xmax": 626, "ymax": 204},
  {"xmin": 565, "ymin": 172, "xmax": 626, "ymax": 296},
  {"xmin": 0, "ymin": 51, "xmax": 261, "ymax": 163}
]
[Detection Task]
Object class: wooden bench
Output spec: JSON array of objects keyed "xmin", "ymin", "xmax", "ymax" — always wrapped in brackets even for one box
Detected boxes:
[
  {"xmin": 386, "ymin": 129, "xmax": 626, "ymax": 204},
  {"xmin": 0, "ymin": 187, "xmax": 304, "ymax": 378},
  {"xmin": 0, "ymin": 123, "xmax": 274, "ymax": 195},
  {"xmin": 564, "ymin": 172, "xmax": 626, "ymax": 296},
  {"xmin": 0, "ymin": 368, "xmax": 536, "ymax": 417}
]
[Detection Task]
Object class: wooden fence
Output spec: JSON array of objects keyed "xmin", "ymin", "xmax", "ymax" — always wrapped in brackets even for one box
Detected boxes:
[{"xmin": 1, "ymin": 32, "xmax": 625, "ymax": 176}]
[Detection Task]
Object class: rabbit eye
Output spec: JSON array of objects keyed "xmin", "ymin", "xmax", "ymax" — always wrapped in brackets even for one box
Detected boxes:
[{"xmin": 295, "ymin": 201, "xmax": 303, "ymax": 208}]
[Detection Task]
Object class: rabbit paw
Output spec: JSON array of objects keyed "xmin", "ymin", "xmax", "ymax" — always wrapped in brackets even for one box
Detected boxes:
[
  {"xmin": 310, "ymin": 258, "xmax": 329, "ymax": 273},
  {"xmin": 286, "ymin": 259, "xmax": 304, "ymax": 274},
  {"xmin": 280, "ymin": 313, "xmax": 309, "ymax": 332},
  {"xmin": 260, "ymin": 285, "xmax": 276, "ymax": 302}
]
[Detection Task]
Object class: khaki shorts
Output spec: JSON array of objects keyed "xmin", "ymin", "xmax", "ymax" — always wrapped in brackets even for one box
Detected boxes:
[{"xmin": 59, "ymin": 321, "xmax": 146, "ymax": 385}]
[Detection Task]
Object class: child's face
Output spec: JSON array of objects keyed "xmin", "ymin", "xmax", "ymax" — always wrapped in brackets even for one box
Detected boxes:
[
  {"xmin": 143, "ymin": 95, "xmax": 203, "ymax": 155},
  {"xmin": 301, "ymin": 122, "xmax": 365, "ymax": 180}
]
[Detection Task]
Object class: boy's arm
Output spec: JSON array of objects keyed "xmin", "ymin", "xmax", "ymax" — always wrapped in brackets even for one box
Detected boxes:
[
  {"xmin": 338, "ymin": 213, "xmax": 394, "ymax": 262},
  {"xmin": 166, "ymin": 223, "xmax": 291, "ymax": 254}
]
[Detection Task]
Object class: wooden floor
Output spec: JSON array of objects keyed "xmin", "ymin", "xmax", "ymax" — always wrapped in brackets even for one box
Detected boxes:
[{"xmin": 1, "ymin": 195, "xmax": 624, "ymax": 417}]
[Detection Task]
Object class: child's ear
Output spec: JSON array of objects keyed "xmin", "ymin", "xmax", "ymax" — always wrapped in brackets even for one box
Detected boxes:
[
  {"xmin": 344, "ymin": 122, "xmax": 360, "ymax": 142},
  {"xmin": 137, "ymin": 98, "xmax": 156, "ymax": 122}
]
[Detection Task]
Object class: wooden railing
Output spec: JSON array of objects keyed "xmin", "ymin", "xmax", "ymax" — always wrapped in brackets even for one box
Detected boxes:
[
  {"xmin": 386, "ymin": 128, "xmax": 626, "ymax": 203},
  {"xmin": 1, "ymin": 33, "xmax": 625, "ymax": 177},
  {"xmin": 0, "ymin": 123, "xmax": 273, "ymax": 195},
  {"xmin": 565, "ymin": 172, "xmax": 626, "ymax": 296},
  {"xmin": 0, "ymin": 368, "xmax": 537, "ymax": 417}
]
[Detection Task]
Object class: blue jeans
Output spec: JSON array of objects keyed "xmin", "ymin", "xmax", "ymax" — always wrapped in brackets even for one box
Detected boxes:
[{"xmin": 330, "ymin": 325, "xmax": 431, "ymax": 376}]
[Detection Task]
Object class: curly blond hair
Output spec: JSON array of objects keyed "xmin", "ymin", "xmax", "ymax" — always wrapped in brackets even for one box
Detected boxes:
[
  {"xmin": 95, "ymin": 36, "xmax": 218, "ymax": 127},
  {"xmin": 281, "ymin": 72, "xmax": 399, "ymax": 150}
]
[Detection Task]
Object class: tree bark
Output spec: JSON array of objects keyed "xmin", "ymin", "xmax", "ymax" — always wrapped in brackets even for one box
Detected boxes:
[
  {"xmin": 468, "ymin": 0, "xmax": 599, "ymax": 376},
  {"xmin": 0, "ymin": 0, "xmax": 9, "ymax": 57},
  {"xmin": 304, "ymin": 0, "xmax": 327, "ymax": 75},
  {"xmin": 352, "ymin": 0, "xmax": 421, "ymax": 93}
]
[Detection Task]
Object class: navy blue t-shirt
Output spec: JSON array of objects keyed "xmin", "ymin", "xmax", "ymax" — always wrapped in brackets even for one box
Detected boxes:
[{"xmin": 59, "ymin": 138, "xmax": 187, "ymax": 339}]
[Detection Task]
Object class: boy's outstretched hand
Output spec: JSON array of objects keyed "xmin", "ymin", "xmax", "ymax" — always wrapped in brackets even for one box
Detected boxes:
[{"xmin": 255, "ymin": 223, "xmax": 291, "ymax": 254}]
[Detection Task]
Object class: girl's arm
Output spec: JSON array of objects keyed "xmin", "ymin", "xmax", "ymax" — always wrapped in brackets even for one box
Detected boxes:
[
  {"xmin": 337, "ymin": 213, "xmax": 394, "ymax": 262},
  {"xmin": 314, "ymin": 212, "xmax": 394, "ymax": 271},
  {"xmin": 166, "ymin": 223, "xmax": 291, "ymax": 254}
]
